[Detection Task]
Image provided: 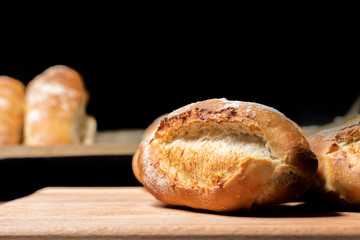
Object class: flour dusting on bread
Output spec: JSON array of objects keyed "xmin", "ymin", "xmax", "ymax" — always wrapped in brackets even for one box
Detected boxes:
[{"xmin": 24, "ymin": 65, "xmax": 96, "ymax": 145}]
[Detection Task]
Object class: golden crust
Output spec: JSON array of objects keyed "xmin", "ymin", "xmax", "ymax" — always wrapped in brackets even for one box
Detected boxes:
[
  {"xmin": 342, "ymin": 114, "xmax": 360, "ymax": 125},
  {"xmin": 24, "ymin": 65, "xmax": 94, "ymax": 145},
  {"xmin": 0, "ymin": 76, "xmax": 25, "ymax": 144},
  {"xmin": 132, "ymin": 115, "xmax": 164, "ymax": 185},
  {"xmin": 308, "ymin": 121, "xmax": 360, "ymax": 206},
  {"xmin": 133, "ymin": 98, "xmax": 317, "ymax": 212}
]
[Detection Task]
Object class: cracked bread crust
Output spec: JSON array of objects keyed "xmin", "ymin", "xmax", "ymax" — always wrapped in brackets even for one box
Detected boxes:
[
  {"xmin": 133, "ymin": 98, "xmax": 317, "ymax": 212},
  {"xmin": 308, "ymin": 121, "xmax": 360, "ymax": 206}
]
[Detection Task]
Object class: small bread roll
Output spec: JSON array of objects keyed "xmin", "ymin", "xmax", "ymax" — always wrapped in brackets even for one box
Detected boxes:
[
  {"xmin": 0, "ymin": 76, "xmax": 25, "ymax": 144},
  {"xmin": 133, "ymin": 98, "xmax": 317, "ymax": 212},
  {"xmin": 308, "ymin": 121, "xmax": 360, "ymax": 206},
  {"xmin": 24, "ymin": 65, "xmax": 96, "ymax": 145}
]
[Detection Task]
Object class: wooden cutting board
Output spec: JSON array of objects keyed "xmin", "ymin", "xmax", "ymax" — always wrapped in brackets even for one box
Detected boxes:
[{"xmin": 1, "ymin": 187, "xmax": 360, "ymax": 239}]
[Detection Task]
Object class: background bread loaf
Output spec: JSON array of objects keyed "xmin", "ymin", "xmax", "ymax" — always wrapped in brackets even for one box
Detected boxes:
[
  {"xmin": 24, "ymin": 65, "xmax": 96, "ymax": 145},
  {"xmin": 0, "ymin": 76, "xmax": 25, "ymax": 144}
]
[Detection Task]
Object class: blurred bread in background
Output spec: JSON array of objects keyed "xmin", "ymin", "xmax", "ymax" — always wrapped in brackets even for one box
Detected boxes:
[
  {"xmin": 0, "ymin": 76, "xmax": 25, "ymax": 144},
  {"xmin": 24, "ymin": 65, "xmax": 96, "ymax": 146}
]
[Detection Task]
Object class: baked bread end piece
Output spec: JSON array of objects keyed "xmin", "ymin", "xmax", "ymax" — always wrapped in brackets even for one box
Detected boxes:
[{"xmin": 308, "ymin": 121, "xmax": 360, "ymax": 206}]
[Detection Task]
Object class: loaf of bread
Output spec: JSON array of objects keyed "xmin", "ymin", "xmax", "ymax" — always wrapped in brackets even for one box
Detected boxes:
[
  {"xmin": 307, "ymin": 121, "xmax": 360, "ymax": 206},
  {"xmin": 0, "ymin": 76, "xmax": 25, "ymax": 144},
  {"xmin": 133, "ymin": 98, "xmax": 318, "ymax": 212},
  {"xmin": 24, "ymin": 65, "xmax": 96, "ymax": 145}
]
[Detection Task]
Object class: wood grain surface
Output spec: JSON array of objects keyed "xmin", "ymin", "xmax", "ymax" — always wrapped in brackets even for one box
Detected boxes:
[
  {"xmin": 0, "ymin": 143, "xmax": 138, "ymax": 158},
  {"xmin": 0, "ymin": 129, "xmax": 143, "ymax": 159},
  {"xmin": 1, "ymin": 187, "xmax": 360, "ymax": 239}
]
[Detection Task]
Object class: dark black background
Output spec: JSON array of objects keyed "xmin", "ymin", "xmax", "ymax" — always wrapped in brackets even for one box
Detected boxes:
[
  {"xmin": 2, "ymin": 1, "xmax": 359, "ymax": 130},
  {"xmin": 1, "ymin": 1, "xmax": 359, "ymax": 201}
]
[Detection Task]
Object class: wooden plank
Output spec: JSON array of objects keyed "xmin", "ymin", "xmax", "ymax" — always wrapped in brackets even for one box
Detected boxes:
[
  {"xmin": 0, "ymin": 129, "xmax": 144, "ymax": 159},
  {"xmin": 95, "ymin": 129, "xmax": 144, "ymax": 144},
  {"xmin": 0, "ymin": 143, "xmax": 138, "ymax": 158},
  {"xmin": 1, "ymin": 187, "xmax": 360, "ymax": 239}
]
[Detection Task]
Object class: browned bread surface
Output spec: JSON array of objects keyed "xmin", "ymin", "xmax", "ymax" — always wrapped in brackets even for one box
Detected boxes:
[
  {"xmin": 342, "ymin": 114, "xmax": 360, "ymax": 125},
  {"xmin": 308, "ymin": 121, "xmax": 360, "ymax": 206},
  {"xmin": 133, "ymin": 98, "xmax": 317, "ymax": 212},
  {"xmin": 0, "ymin": 76, "xmax": 25, "ymax": 144}
]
